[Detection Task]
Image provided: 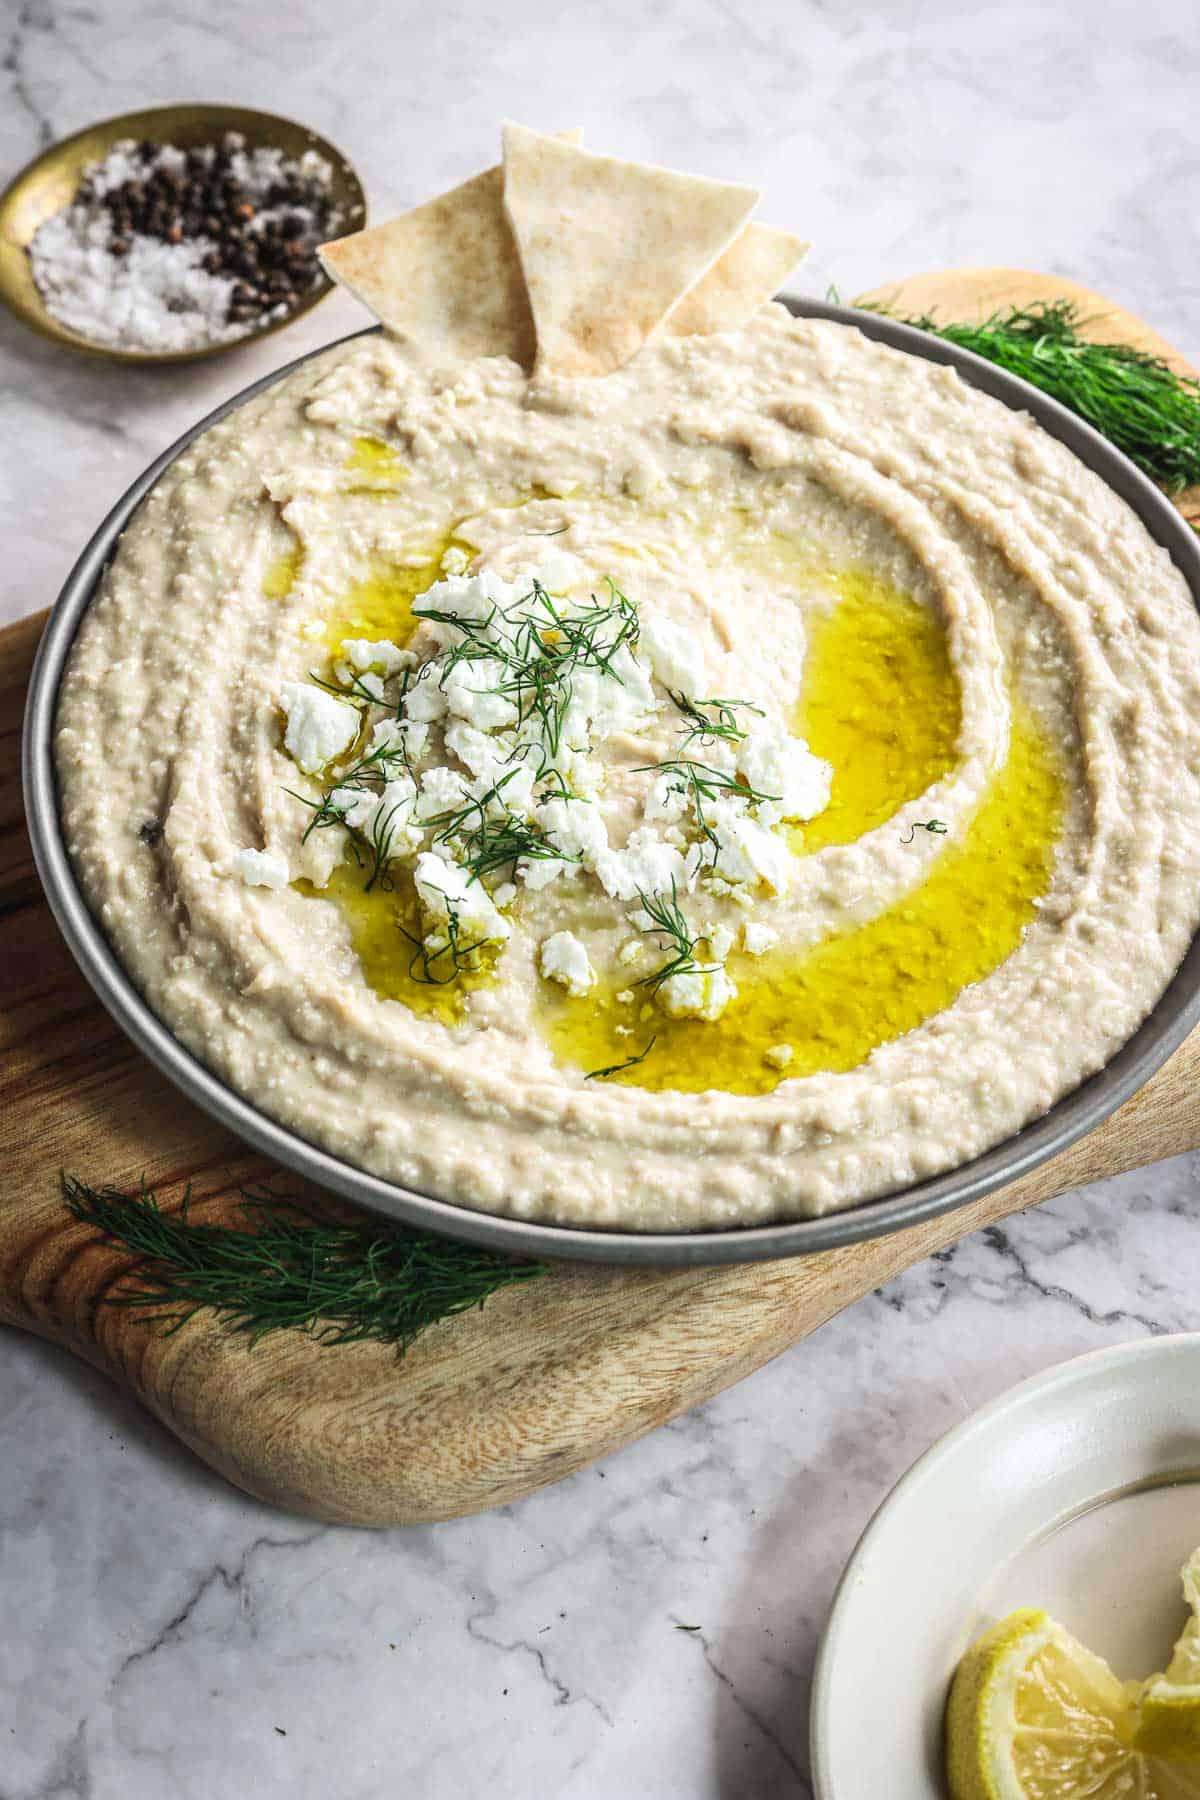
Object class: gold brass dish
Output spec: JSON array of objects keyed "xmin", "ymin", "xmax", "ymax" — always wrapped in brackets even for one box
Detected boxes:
[{"xmin": 0, "ymin": 103, "xmax": 366, "ymax": 365}]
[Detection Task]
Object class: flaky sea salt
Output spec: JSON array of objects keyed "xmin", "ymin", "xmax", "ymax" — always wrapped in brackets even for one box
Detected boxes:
[{"xmin": 29, "ymin": 136, "xmax": 338, "ymax": 353}]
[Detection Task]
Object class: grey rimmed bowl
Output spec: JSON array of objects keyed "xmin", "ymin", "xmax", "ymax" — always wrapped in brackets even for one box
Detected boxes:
[{"xmin": 22, "ymin": 298, "xmax": 1200, "ymax": 1266}]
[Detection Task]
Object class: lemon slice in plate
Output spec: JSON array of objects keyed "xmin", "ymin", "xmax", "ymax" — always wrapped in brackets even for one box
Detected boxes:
[
  {"xmin": 1136, "ymin": 1552, "xmax": 1200, "ymax": 1761},
  {"xmin": 946, "ymin": 1553, "xmax": 1200, "ymax": 1798}
]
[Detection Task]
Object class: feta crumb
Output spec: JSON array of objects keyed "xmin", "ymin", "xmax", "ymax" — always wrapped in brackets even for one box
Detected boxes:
[
  {"xmin": 644, "ymin": 772, "xmax": 689, "ymax": 823},
  {"xmin": 704, "ymin": 801, "xmax": 793, "ymax": 893},
  {"xmin": 594, "ymin": 826, "xmax": 694, "ymax": 901},
  {"xmin": 742, "ymin": 921, "xmax": 778, "ymax": 955},
  {"xmin": 658, "ymin": 964, "xmax": 737, "ymax": 1021},
  {"xmin": 418, "ymin": 765, "xmax": 470, "ymax": 819},
  {"xmin": 537, "ymin": 795, "xmax": 609, "ymax": 865},
  {"xmin": 638, "ymin": 614, "xmax": 706, "ymax": 698},
  {"xmin": 232, "ymin": 847, "xmax": 289, "ymax": 889},
  {"xmin": 340, "ymin": 637, "xmax": 415, "ymax": 677},
  {"xmin": 616, "ymin": 989, "xmax": 635, "ymax": 1004},
  {"xmin": 737, "ymin": 726, "xmax": 832, "ymax": 824},
  {"xmin": 539, "ymin": 930, "xmax": 596, "ymax": 997},
  {"xmin": 764, "ymin": 1043, "xmax": 794, "ymax": 1070},
  {"xmin": 705, "ymin": 922, "xmax": 735, "ymax": 961},
  {"xmin": 493, "ymin": 882, "xmax": 517, "ymax": 908},
  {"xmin": 617, "ymin": 938, "xmax": 645, "ymax": 966},
  {"xmin": 413, "ymin": 851, "xmax": 510, "ymax": 942},
  {"xmin": 403, "ymin": 670, "xmax": 450, "ymax": 723},
  {"xmin": 440, "ymin": 544, "xmax": 470, "ymax": 575},
  {"xmin": 443, "ymin": 656, "xmax": 519, "ymax": 729},
  {"xmin": 519, "ymin": 856, "xmax": 568, "ymax": 890},
  {"xmin": 278, "ymin": 681, "xmax": 360, "ymax": 774},
  {"xmin": 443, "ymin": 719, "xmax": 506, "ymax": 782}
]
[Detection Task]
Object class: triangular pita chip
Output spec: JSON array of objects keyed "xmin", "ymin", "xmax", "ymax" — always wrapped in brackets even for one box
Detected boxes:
[
  {"xmin": 664, "ymin": 222, "xmax": 808, "ymax": 337},
  {"xmin": 501, "ymin": 122, "xmax": 759, "ymax": 377},
  {"xmin": 318, "ymin": 132, "xmax": 581, "ymax": 367}
]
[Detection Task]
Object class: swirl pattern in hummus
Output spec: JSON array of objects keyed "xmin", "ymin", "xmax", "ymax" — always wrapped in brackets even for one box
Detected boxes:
[{"xmin": 56, "ymin": 307, "xmax": 1200, "ymax": 1230}]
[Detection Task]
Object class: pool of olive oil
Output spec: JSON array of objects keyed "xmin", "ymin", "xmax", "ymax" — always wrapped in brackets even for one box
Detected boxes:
[
  {"xmin": 543, "ymin": 570, "xmax": 1064, "ymax": 1094},
  {"xmin": 297, "ymin": 863, "xmax": 494, "ymax": 1023}
]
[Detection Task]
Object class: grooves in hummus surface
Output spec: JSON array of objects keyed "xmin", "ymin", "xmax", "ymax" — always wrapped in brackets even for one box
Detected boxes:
[{"xmin": 55, "ymin": 309, "xmax": 1200, "ymax": 1231}]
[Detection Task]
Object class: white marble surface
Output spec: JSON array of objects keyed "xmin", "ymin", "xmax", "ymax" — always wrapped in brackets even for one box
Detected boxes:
[{"xmin": 2, "ymin": 1, "xmax": 1198, "ymax": 1794}]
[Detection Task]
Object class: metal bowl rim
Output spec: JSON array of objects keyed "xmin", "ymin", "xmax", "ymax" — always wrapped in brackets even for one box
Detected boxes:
[{"xmin": 22, "ymin": 296, "xmax": 1200, "ymax": 1266}]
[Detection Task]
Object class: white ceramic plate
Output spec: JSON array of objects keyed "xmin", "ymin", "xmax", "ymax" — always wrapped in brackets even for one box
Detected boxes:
[{"xmin": 810, "ymin": 1335, "xmax": 1200, "ymax": 1797}]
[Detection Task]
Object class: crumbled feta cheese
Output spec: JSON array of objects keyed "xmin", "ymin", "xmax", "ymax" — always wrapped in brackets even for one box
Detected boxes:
[
  {"xmin": 644, "ymin": 771, "xmax": 689, "ymax": 823},
  {"xmin": 442, "ymin": 656, "xmax": 519, "ymax": 730},
  {"xmin": 370, "ymin": 715, "xmax": 427, "ymax": 769},
  {"xmin": 594, "ymin": 826, "xmax": 695, "ymax": 901},
  {"xmin": 617, "ymin": 938, "xmax": 645, "ymax": 966},
  {"xmin": 705, "ymin": 922, "xmax": 735, "ymax": 961},
  {"xmin": 638, "ymin": 614, "xmax": 706, "ymax": 698},
  {"xmin": 737, "ymin": 726, "xmax": 832, "ymax": 824},
  {"xmin": 443, "ymin": 720, "xmax": 506, "ymax": 782},
  {"xmin": 491, "ymin": 760, "xmax": 536, "ymax": 817},
  {"xmin": 278, "ymin": 681, "xmax": 360, "ymax": 774},
  {"xmin": 615, "ymin": 988, "xmax": 635, "ymax": 1004},
  {"xmin": 742, "ymin": 920, "xmax": 778, "ymax": 955},
  {"xmin": 335, "ymin": 778, "xmax": 421, "ymax": 861},
  {"xmin": 233, "ymin": 847, "xmax": 289, "ymax": 889},
  {"xmin": 537, "ymin": 795, "xmax": 609, "ymax": 865},
  {"xmin": 658, "ymin": 964, "xmax": 737, "ymax": 1021},
  {"xmin": 413, "ymin": 851, "xmax": 510, "ymax": 942},
  {"xmin": 372, "ymin": 780, "xmax": 424, "ymax": 859},
  {"xmin": 704, "ymin": 801, "xmax": 794, "ymax": 893},
  {"xmin": 764, "ymin": 1043, "xmax": 794, "ymax": 1070},
  {"xmin": 418, "ymin": 766, "xmax": 470, "ymax": 819},
  {"xmin": 403, "ymin": 670, "xmax": 450, "ymax": 723},
  {"xmin": 340, "ymin": 637, "xmax": 415, "ymax": 677},
  {"xmin": 493, "ymin": 882, "xmax": 517, "ymax": 908},
  {"xmin": 539, "ymin": 930, "xmax": 596, "ymax": 996},
  {"xmin": 440, "ymin": 544, "xmax": 470, "ymax": 576},
  {"xmin": 518, "ymin": 855, "xmax": 568, "ymax": 890}
]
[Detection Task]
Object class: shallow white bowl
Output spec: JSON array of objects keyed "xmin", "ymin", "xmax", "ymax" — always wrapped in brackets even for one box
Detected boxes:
[{"xmin": 810, "ymin": 1334, "xmax": 1200, "ymax": 1797}]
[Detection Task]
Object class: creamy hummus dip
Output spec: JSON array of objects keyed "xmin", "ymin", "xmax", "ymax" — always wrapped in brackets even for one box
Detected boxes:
[{"xmin": 56, "ymin": 306, "xmax": 1200, "ymax": 1230}]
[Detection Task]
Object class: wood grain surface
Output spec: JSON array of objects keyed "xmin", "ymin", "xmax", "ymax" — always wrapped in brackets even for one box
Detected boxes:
[{"xmin": 4, "ymin": 267, "xmax": 1198, "ymax": 1526}]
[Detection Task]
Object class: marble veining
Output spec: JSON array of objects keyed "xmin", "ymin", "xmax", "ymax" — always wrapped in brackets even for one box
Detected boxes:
[{"xmin": 2, "ymin": 1, "xmax": 1197, "ymax": 1793}]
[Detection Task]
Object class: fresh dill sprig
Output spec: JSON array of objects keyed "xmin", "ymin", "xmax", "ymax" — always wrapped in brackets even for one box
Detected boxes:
[
  {"xmin": 863, "ymin": 298, "xmax": 1200, "ymax": 493},
  {"xmin": 421, "ymin": 770, "xmax": 566, "ymax": 884},
  {"xmin": 669, "ymin": 693, "xmax": 763, "ymax": 748},
  {"xmin": 62, "ymin": 1174, "xmax": 544, "ymax": 1352},
  {"xmin": 637, "ymin": 755, "xmax": 779, "ymax": 867},
  {"xmin": 585, "ymin": 1035, "xmax": 658, "ymax": 1080},
  {"xmin": 901, "ymin": 818, "xmax": 948, "ymax": 844},
  {"xmin": 397, "ymin": 900, "xmax": 489, "ymax": 985},
  {"xmin": 645, "ymin": 757, "xmax": 778, "ymax": 808},
  {"xmin": 632, "ymin": 880, "xmax": 707, "ymax": 994}
]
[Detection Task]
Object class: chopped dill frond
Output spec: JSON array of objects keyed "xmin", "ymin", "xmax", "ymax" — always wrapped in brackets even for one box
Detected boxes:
[
  {"xmin": 632, "ymin": 880, "xmax": 708, "ymax": 994},
  {"xmin": 585, "ymin": 1035, "xmax": 658, "ymax": 1080},
  {"xmin": 863, "ymin": 298, "xmax": 1200, "ymax": 493},
  {"xmin": 669, "ymin": 692, "xmax": 763, "ymax": 747},
  {"xmin": 62, "ymin": 1174, "xmax": 543, "ymax": 1352}
]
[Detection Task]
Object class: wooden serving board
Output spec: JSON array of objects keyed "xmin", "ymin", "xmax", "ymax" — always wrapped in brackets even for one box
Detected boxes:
[{"xmin": 4, "ymin": 269, "xmax": 1199, "ymax": 1527}]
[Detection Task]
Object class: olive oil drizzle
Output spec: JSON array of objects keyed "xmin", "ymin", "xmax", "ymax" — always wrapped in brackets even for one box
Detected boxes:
[{"xmin": 542, "ymin": 571, "xmax": 1064, "ymax": 1095}]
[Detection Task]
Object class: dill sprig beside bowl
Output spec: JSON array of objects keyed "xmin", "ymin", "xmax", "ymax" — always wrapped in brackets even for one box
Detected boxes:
[
  {"xmin": 861, "ymin": 298, "xmax": 1200, "ymax": 495},
  {"xmin": 63, "ymin": 1174, "xmax": 545, "ymax": 1352}
]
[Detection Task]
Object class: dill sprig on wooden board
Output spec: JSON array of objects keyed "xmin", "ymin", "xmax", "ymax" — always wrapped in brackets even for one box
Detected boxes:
[
  {"xmin": 63, "ymin": 1175, "xmax": 545, "ymax": 1351},
  {"xmin": 864, "ymin": 299, "xmax": 1200, "ymax": 494}
]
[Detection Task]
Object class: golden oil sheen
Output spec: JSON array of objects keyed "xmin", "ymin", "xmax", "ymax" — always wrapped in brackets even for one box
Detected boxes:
[{"xmin": 543, "ymin": 569, "xmax": 1065, "ymax": 1094}]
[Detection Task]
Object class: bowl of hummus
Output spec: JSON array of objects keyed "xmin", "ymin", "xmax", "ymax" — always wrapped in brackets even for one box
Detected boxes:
[{"xmin": 23, "ymin": 130, "xmax": 1200, "ymax": 1264}]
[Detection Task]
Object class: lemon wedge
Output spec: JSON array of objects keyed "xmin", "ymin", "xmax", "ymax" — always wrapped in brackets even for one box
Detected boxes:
[{"xmin": 946, "ymin": 1551, "xmax": 1200, "ymax": 1799}]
